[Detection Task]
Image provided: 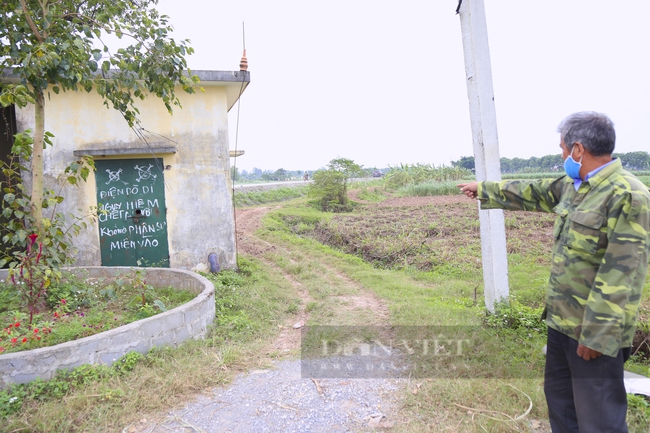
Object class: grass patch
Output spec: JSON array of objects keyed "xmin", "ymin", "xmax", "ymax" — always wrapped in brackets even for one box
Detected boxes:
[
  {"xmin": 257, "ymin": 194, "xmax": 649, "ymax": 432},
  {"xmin": 4, "ymin": 188, "xmax": 649, "ymax": 432},
  {"xmin": 0, "ymin": 257, "xmax": 299, "ymax": 432},
  {"xmin": 396, "ymin": 180, "xmax": 462, "ymax": 197},
  {"xmin": 356, "ymin": 186, "xmax": 388, "ymax": 202},
  {"xmin": 234, "ymin": 185, "xmax": 308, "ymax": 206},
  {"xmin": 296, "ymin": 201, "xmax": 554, "ymax": 274},
  {"xmin": 0, "ymin": 271, "xmax": 195, "ymax": 354},
  {"xmin": 627, "ymin": 394, "xmax": 650, "ymax": 428},
  {"xmin": 256, "ymin": 202, "xmax": 552, "ymax": 431}
]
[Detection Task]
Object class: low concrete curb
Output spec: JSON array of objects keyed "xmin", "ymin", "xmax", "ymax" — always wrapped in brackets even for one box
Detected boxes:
[{"xmin": 0, "ymin": 267, "xmax": 215, "ymax": 387}]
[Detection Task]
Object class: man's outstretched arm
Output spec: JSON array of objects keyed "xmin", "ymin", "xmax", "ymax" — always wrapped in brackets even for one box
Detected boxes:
[
  {"xmin": 458, "ymin": 182, "xmax": 478, "ymax": 199},
  {"xmin": 457, "ymin": 178, "xmax": 564, "ymax": 213}
]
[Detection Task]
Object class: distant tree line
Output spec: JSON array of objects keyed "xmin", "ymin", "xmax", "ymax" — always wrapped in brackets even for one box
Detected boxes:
[
  {"xmin": 231, "ymin": 167, "xmax": 309, "ymax": 182},
  {"xmin": 232, "ymin": 165, "xmax": 391, "ymax": 182},
  {"xmin": 452, "ymin": 151, "xmax": 650, "ymax": 173}
]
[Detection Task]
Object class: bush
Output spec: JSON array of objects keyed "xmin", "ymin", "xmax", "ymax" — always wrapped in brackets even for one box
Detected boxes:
[
  {"xmin": 234, "ymin": 186, "xmax": 308, "ymax": 206},
  {"xmin": 397, "ymin": 181, "xmax": 462, "ymax": 197},
  {"xmin": 384, "ymin": 163, "xmax": 470, "ymax": 189},
  {"xmin": 0, "ymin": 351, "xmax": 143, "ymax": 418},
  {"xmin": 484, "ymin": 300, "xmax": 546, "ymax": 334},
  {"xmin": 309, "ymin": 169, "xmax": 353, "ymax": 212},
  {"xmin": 627, "ymin": 394, "xmax": 650, "ymax": 427},
  {"xmin": 307, "ymin": 158, "xmax": 364, "ymax": 212}
]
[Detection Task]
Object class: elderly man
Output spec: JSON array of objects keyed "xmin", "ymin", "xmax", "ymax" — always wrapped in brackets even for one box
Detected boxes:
[{"xmin": 459, "ymin": 112, "xmax": 650, "ymax": 432}]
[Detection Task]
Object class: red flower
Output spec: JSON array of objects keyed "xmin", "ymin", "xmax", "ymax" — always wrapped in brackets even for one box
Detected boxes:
[
  {"xmin": 33, "ymin": 328, "xmax": 39, "ymax": 334},
  {"xmin": 36, "ymin": 336, "xmax": 41, "ymax": 340},
  {"xmin": 36, "ymin": 243, "xmax": 43, "ymax": 264},
  {"xmin": 28, "ymin": 233, "xmax": 38, "ymax": 246},
  {"xmin": 60, "ymin": 299, "xmax": 67, "ymax": 305},
  {"xmin": 14, "ymin": 322, "xmax": 20, "ymax": 327},
  {"xmin": 54, "ymin": 312, "xmax": 59, "ymax": 318},
  {"xmin": 21, "ymin": 337, "xmax": 27, "ymax": 343},
  {"xmin": 10, "ymin": 338, "xmax": 17, "ymax": 344}
]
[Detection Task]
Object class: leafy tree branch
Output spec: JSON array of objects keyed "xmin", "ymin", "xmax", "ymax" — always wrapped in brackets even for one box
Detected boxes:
[{"xmin": 0, "ymin": 0, "xmax": 199, "ymax": 235}]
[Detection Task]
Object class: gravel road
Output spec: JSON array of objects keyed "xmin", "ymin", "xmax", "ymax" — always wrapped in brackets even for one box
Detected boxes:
[{"xmin": 136, "ymin": 359, "xmax": 405, "ymax": 433}]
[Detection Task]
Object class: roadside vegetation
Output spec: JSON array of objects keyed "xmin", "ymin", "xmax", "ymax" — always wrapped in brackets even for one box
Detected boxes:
[
  {"xmin": 0, "ymin": 259, "xmax": 299, "ymax": 430},
  {"xmin": 395, "ymin": 180, "xmax": 466, "ymax": 197},
  {"xmin": 308, "ymin": 158, "xmax": 366, "ymax": 212},
  {"xmin": 386, "ymin": 165, "xmax": 649, "ymax": 198},
  {"xmin": 2, "ymin": 169, "xmax": 649, "ymax": 432},
  {"xmin": 384, "ymin": 163, "xmax": 471, "ymax": 189},
  {"xmin": 234, "ymin": 185, "xmax": 309, "ymax": 207},
  {"xmin": 261, "ymin": 193, "xmax": 650, "ymax": 431},
  {"xmin": 0, "ymin": 270, "xmax": 194, "ymax": 355},
  {"xmin": 232, "ymin": 167, "xmax": 309, "ymax": 182}
]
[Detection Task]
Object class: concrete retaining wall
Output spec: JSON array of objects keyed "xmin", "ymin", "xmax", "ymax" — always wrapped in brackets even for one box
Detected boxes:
[{"xmin": 0, "ymin": 267, "xmax": 215, "ymax": 387}]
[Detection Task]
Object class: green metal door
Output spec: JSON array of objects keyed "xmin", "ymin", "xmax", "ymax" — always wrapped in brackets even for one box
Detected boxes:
[{"xmin": 95, "ymin": 158, "xmax": 170, "ymax": 267}]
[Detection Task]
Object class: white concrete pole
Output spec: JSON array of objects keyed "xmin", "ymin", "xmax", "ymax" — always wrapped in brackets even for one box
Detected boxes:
[{"xmin": 458, "ymin": 0, "xmax": 509, "ymax": 312}]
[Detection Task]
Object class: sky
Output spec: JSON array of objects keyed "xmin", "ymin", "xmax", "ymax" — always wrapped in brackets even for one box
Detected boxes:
[{"xmin": 156, "ymin": 0, "xmax": 650, "ymax": 173}]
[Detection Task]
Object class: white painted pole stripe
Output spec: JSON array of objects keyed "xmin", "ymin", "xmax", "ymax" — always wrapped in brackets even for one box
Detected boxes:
[{"xmin": 458, "ymin": 0, "xmax": 509, "ymax": 312}]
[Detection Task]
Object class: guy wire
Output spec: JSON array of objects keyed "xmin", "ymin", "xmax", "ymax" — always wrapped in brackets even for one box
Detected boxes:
[
  {"xmin": 232, "ymin": 21, "xmax": 246, "ymax": 269},
  {"xmin": 130, "ymin": 122, "xmax": 172, "ymax": 192}
]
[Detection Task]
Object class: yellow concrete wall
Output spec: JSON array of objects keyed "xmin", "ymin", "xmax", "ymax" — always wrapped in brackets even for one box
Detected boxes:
[{"xmin": 14, "ymin": 86, "xmax": 236, "ymax": 270}]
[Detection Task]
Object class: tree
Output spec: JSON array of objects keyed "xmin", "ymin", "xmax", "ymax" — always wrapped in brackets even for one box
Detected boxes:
[
  {"xmin": 616, "ymin": 151, "xmax": 650, "ymax": 171},
  {"xmin": 273, "ymin": 168, "xmax": 288, "ymax": 181},
  {"xmin": 451, "ymin": 155, "xmax": 475, "ymax": 171},
  {"xmin": 0, "ymin": 0, "xmax": 198, "ymax": 235},
  {"xmin": 309, "ymin": 158, "xmax": 364, "ymax": 212},
  {"xmin": 327, "ymin": 157, "xmax": 365, "ymax": 184}
]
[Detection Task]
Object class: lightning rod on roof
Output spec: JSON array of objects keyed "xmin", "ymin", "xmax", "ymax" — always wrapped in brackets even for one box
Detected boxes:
[{"xmin": 239, "ymin": 22, "xmax": 248, "ymax": 71}]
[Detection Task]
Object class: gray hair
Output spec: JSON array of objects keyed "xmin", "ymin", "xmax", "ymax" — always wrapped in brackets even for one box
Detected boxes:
[{"xmin": 557, "ymin": 111, "xmax": 616, "ymax": 156}]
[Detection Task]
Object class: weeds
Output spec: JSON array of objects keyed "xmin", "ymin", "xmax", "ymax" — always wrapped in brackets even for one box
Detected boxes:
[
  {"xmin": 355, "ymin": 186, "xmax": 387, "ymax": 202},
  {"xmin": 301, "ymin": 202, "xmax": 554, "ymax": 273},
  {"xmin": 4, "ymin": 183, "xmax": 649, "ymax": 432},
  {"xmin": 0, "ymin": 352, "xmax": 138, "ymax": 419},
  {"xmin": 384, "ymin": 163, "xmax": 470, "ymax": 189},
  {"xmin": 0, "ymin": 256, "xmax": 297, "ymax": 431},
  {"xmin": 234, "ymin": 185, "xmax": 308, "ymax": 207},
  {"xmin": 0, "ymin": 271, "xmax": 194, "ymax": 355},
  {"xmin": 396, "ymin": 180, "xmax": 464, "ymax": 197},
  {"xmin": 484, "ymin": 299, "xmax": 547, "ymax": 334},
  {"xmin": 256, "ymin": 191, "xmax": 650, "ymax": 432},
  {"xmin": 627, "ymin": 394, "xmax": 650, "ymax": 428}
]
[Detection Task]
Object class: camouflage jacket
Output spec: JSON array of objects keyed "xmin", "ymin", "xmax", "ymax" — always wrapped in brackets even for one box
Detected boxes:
[{"xmin": 477, "ymin": 159, "xmax": 650, "ymax": 357}]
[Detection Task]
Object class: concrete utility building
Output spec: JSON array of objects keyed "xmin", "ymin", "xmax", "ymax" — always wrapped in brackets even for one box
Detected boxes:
[{"xmin": 3, "ymin": 70, "xmax": 250, "ymax": 270}]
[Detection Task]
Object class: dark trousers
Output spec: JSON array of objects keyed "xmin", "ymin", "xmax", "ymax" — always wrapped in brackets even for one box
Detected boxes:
[{"xmin": 544, "ymin": 327, "xmax": 629, "ymax": 433}]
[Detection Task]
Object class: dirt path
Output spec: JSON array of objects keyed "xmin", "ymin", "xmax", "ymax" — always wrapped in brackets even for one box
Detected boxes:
[
  {"xmin": 131, "ymin": 206, "xmax": 405, "ymax": 433},
  {"xmin": 235, "ymin": 206, "xmax": 314, "ymax": 354},
  {"xmin": 235, "ymin": 207, "xmax": 278, "ymax": 257}
]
